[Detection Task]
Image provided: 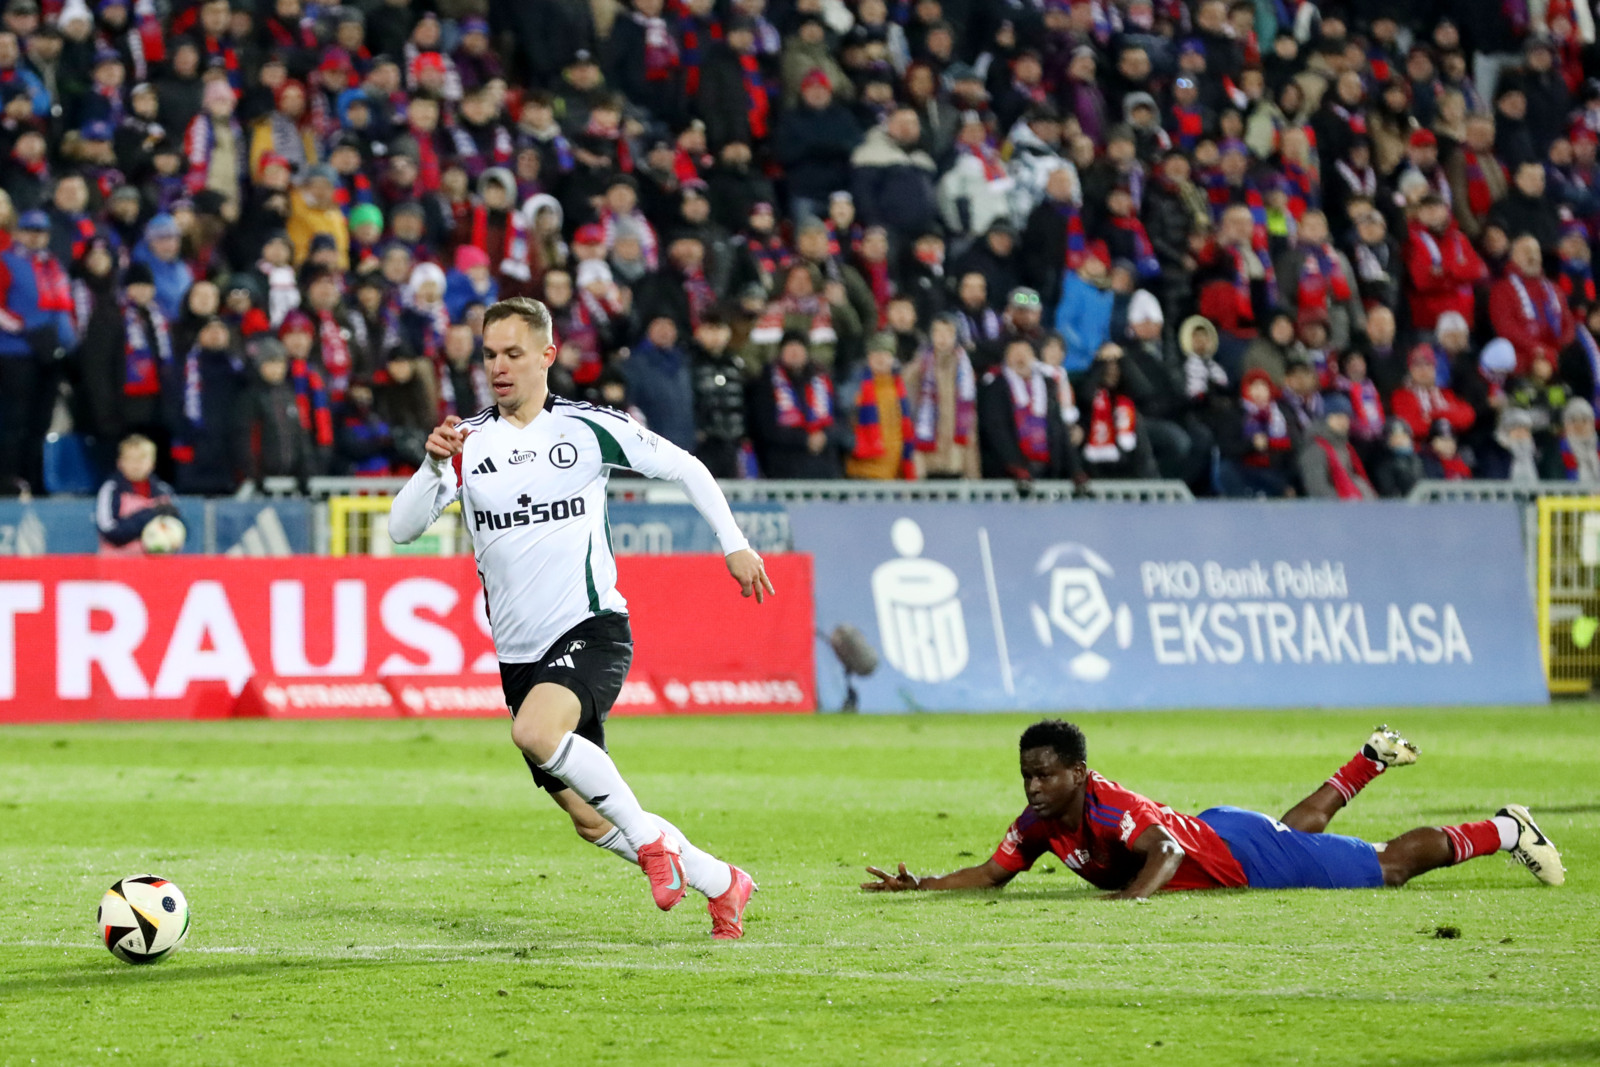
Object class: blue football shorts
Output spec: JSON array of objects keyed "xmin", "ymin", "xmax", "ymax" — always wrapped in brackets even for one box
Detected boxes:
[{"xmin": 1197, "ymin": 806, "xmax": 1385, "ymax": 890}]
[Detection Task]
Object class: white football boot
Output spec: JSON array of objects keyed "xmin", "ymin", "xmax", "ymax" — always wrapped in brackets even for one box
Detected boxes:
[
  {"xmin": 1363, "ymin": 725, "xmax": 1419, "ymax": 768},
  {"xmin": 1498, "ymin": 804, "xmax": 1566, "ymax": 887}
]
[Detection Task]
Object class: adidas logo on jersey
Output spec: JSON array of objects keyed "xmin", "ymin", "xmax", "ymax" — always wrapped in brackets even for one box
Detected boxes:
[{"xmin": 471, "ymin": 457, "xmax": 499, "ymax": 475}]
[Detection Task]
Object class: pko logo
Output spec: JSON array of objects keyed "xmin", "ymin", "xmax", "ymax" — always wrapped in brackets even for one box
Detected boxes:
[{"xmin": 1028, "ymin": 542, "xmax": 1133, "ymax": 683}]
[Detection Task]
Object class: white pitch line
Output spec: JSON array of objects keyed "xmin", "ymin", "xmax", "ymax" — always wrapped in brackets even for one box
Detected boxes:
[{"xmin": 3, "ymin": 940, "xmax": 1594, "ymax": 1011}]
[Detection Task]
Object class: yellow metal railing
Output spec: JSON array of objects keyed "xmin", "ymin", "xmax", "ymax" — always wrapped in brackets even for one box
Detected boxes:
[
  {"xmin": 1536, "ymin": 495, "xmax": 1600, "ymax": 694},
  {"xmin": 328, "ymin": 495, "xmax": 463, "ymax": 558}
]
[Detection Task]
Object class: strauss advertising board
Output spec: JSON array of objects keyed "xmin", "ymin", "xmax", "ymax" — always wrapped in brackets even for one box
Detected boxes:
[
  {"xmin": 791, "ymin": 501, "xmax": 1546, "ymax": 711},
  {"xmin": 0, "ymin": 555, "xmax": 814, "ymax": 722}
]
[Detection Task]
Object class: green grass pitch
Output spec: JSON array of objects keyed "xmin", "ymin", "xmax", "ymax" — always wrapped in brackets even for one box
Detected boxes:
[{"xmin": 1, "ymin": 707, "xmax": 1597, "ymax": 1066}]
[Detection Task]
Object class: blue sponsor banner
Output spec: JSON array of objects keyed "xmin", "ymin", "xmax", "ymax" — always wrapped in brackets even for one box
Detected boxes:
[
  {"xmin": 607, "ymin": 501, "xmax": 790, "ymax": 556},
  {"xmin": 791, "ymin": 501, "xmax": 1546, "ymax": 711},
  {"xmin": 0, "ymin": 498, "xmax": 313, "ymax": 555}
]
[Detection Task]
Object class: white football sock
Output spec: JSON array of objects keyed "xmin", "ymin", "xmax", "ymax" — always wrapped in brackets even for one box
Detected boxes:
[
  {"xmin": 538, "ymin": 733, "xmax": 659, "ymax": 851},
  {"xmin": 1493, "ymin": 815, "xmax": 1520, "ymax": 851},
  {"xmin": 593, "ymin": 819, "xmax": 733, "ymax": 898},
  {"xmin": 594, "ymin": 827, "xmax": 637, "ymax": 864}
]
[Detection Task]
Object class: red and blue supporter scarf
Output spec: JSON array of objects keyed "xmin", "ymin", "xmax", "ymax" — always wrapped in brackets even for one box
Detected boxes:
[
  {"xmin": 825, "ymin": 221, "xmax": 863, "ymax": 259},
  {"xmin": 1295, "ymin": 242, "xmax": 1352, "ymax": 313},
  {"xmin": 1561, "ymin": 436, "xmax": 1599, "ymax": 479},
  {"xmin": 1560, "ymin": 257, "xmax": 1596, "ymax": 308},
  {"xmin": 1345, "ymin": 376, "xmax": 1386, "ymax": 441},
  {"xmin": 200, "ymin": 33, "xmax": 242, "ymax": 89},
  {"xmin": 1202, "ymin": 172, "xmax": 1268, "ymax": 232},
  {"xmin": 1461, "ymin": 150, "xmax": 1502, "ymax": 217},
  {"xmin": 120, "ymin": 299, "xmax": 169, "ymax": 397},
  {"xmin": 29, "ymin": 249, "xmax": 72, "ymax": 312},
  {"xmin": 1169, "ymin": 104, "xmax": 1205, "ymax": 151},
  {"xmin": 1109, "ymin": 213, "xmax": 1160, "ymax": 278},
  {"xmin": 1240, "ymin": 394, "xmax": 1291, "ymax": 466},
  {"xmin": 62, "ymin": 213, "xmax": 100, "ymax": 263},
  {"xmin": 289, "ymin": 356, "xmax": 334, "ymax": 447},
  {"xmin": 635, "ymin": 11, "xmax": 681, "ymax": 83},
  {"xmin": 333, "ymin": 170, "xmax": 375, "ymax": 210},
  {"xmin": 1579, "ymin": 325, "xmax": 1600, "ymax": 410},
  {"xmin": 1056, "ymin": 201, "xmax": 1088, "ymax": 269},
  {"xmin": 740, "ymin": 53, "xmax": 771, "ymax": 140},
  {"xmin": 1280, "ymin": 159, "xmax": 1318, "ymax": 220},
  {"xmin": 93, "ymin": 81, "xmax": 125, "ymax": 126},
  {"xmin": 677, "ymin": 13, "xmax": 722, "ymax": 97},
  {"xmin": 850, "ymin": 366, "xmax": 915, "ymax": 478},
  {"xmin": 912, "ymin": 345, "xmax": 976, "ymax": 450},
  {"xmin": 744, "ymin": 230, "xmax": 791, "ymax": 279},
  {"xmin": 771, "ymin": 362, "xmax": 832, "ymax": 432},
  {"xmin": 1224, "ymin": 244, "xmax": 1278, "ymax": 320},
  {"xmin": 1006, "ymin": 366, "xmax": 1053, "ymax": 464}
]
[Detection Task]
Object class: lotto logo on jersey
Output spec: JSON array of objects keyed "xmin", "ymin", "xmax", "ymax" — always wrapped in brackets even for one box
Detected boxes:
[{"xmin": 471, "ymin": 494, "xmax": 588, "ymax": 531}]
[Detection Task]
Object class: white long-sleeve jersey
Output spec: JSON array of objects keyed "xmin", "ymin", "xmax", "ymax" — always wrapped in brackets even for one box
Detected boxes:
[{"xmin": 389, "ymin": 396, "xmax": 750, "ymax": 663}]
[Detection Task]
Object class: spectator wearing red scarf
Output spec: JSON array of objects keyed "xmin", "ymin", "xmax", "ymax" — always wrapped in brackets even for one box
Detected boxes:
[
  {"xmin": 1275, "ymin": 210, "xmax": 1366, "ymax": 351},
  {"xmin": 0, "ymin": 211, "xmax": 77, "ymax": 492},
  {"xmin": 845, "ymin": 337, "xmax": 917, "ymax": 480},
  {"xmin": 1405, "ymin": 193, "xmax": 1488, "ymax": 331},
  {"xmin": 1299, "ymin": 393, "xmax": 1377, "ymax": 500},
  {"xmin": 1490, "ymin": 234, "xmax": 1576, "ymax": 372},
  {"xmin": 1445, "ymin": 114, "xmax": 1509, "ymax": 240},
  {"xmin": 748, "ymin": 332, "xmax": 841, "ymax": 478},
  {"xmin": 1391, "ymin": 344, "xmax": 1477, "ymax": 441},
  {"xmin": 1217, "ymin": 369, "xmax": 1296, "ymax": 498},
  {"xmin": 696, "ymin": 18, "xmax": 771, "ymax": 151},
  {"xmin": 978, "ymin": 336, "xmax": 1080, "ymax": 481}
]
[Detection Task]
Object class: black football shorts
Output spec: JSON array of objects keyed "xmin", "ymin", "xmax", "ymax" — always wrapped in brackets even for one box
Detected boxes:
[{"xmin": 499, "ymin": 612, "xmax": 634, "ymax": 793}]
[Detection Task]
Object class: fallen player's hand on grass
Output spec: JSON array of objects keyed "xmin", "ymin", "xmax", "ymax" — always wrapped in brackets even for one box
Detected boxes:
[
  {"xmin": 862, "ymin": 863, "xmax": 920, "ymax": 891},
  {"xmin": 727, "ymin": 548, "xmax": 776, "ymax": 603}
]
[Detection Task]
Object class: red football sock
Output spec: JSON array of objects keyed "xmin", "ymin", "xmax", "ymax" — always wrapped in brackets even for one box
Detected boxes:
[
  {"xmin": 1325, "ymin": 752, "xmax": 1385, "ymax": 803},
  {"xmin": 1441, "ymin": 820, "xmax": 1503, "ymax": 864}
]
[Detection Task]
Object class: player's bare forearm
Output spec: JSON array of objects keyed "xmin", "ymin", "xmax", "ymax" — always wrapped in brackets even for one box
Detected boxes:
[
  {"xmin": 1106, "ymin": 825, "xmax": 1186, "ymax": 901},
  {"xmin": 861, "ymin": 859, "xmax": 1013, "ymax": 892}
]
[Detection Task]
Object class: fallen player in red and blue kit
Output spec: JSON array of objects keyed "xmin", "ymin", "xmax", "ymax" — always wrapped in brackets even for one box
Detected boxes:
[{"xmin": 862, "ymin": 720, "xmax": 1564, "ymax": 899}]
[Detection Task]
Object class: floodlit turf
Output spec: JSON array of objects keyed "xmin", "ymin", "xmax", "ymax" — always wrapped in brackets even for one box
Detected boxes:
[{"xmin": 1, "ymin": 707, "xmax": 1597, "ymax": 1066}]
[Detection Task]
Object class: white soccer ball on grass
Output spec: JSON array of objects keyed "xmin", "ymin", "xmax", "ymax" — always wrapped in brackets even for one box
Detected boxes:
[{"xmin": 97, "ymin": 875, "xmax": 190, "ymax": 964}]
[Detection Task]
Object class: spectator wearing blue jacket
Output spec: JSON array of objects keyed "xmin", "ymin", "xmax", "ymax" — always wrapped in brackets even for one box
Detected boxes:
[
  {"xmin": 620, "ymin": 314, "xmax": 696, "ymax": 451},
  {"xmin": 0, "ymin": 210, "xmax": 77, "ymax": 493},
  {"xmin": 1055, "ymin": 256, "xmax": 1115, "ymax": 374},
  {"xmin": 132, "ymin": 213, "xmax": 193, "ymax": 322}
]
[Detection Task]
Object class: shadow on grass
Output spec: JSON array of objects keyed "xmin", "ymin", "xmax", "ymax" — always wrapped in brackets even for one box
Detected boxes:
[
  {"xmin": 1411, "ymin": 1039, "xmax": 1600, "ymax": 1065},
  {"xmin": 0, "ymin": 954, "xmax": 405, "ymax": 997}
]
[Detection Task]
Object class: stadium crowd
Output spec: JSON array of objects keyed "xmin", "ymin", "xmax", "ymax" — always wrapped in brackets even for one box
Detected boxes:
[{"xmin": 6, "ymin": 0, "xmax": 1600, "ymax": 500}]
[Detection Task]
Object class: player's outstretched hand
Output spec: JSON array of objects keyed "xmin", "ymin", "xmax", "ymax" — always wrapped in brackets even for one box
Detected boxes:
[
  {"xmin": 425, "ymin": 415, "xmax": 466, "ymax": 460},
  {"xmin": 727, "ymin": 548, "xmax": 776, "ymax": 603},
  {"xmin": 861, "ymin": 863, "xmax": 920, "ymax": 891}
]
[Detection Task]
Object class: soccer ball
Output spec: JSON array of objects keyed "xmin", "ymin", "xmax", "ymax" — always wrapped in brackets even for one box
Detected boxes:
[
  {"xmin": 97, "ymin": 875, "xmax": 190, "ymax": 964},
  {"xmin": 140, "ymin": 514, "xmax": 187, "ymax": 554}
]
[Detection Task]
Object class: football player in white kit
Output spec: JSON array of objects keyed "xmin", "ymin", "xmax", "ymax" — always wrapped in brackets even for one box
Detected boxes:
[{"xmin": 389, "ymin": 297, "xmax": 772, "ymax": 938}]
